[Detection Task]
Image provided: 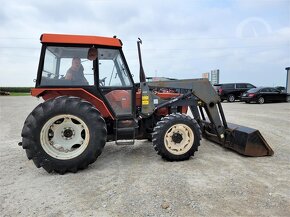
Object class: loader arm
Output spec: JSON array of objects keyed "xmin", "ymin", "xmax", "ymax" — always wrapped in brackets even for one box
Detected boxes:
[
  {"xmin": 141, "ymin": 78, "xmax": 226, "ymax": 138},
  {"xmin": 140, "ymin": 78, "xmax": 274, "ymax": 157}
]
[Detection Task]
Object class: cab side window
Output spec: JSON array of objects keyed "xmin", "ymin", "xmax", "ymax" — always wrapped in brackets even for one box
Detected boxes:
[
  {"xmin": 40, "ymin": 46, "xmax": 94, "ymax": 86},
  {"xmin": 98, "ymin": 48, "xmax": 132, "ymax": 87}
]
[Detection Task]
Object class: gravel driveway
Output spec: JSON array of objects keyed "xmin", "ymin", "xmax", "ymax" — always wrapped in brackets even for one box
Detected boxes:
[{"xmin": 1, "ymin": 96, "xmax": 289, "ymax": 217}]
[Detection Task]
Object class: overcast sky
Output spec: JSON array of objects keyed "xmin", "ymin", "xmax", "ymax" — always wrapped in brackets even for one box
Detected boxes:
[{"xmin": 0, "ymin": 0, "xmax": 289, "ymax": 87}]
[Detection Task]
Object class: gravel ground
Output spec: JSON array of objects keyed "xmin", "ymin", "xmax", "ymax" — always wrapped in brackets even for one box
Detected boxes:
[{"xmin": 0, "ymin": 96, "xmax": 290, "ymax": 217}]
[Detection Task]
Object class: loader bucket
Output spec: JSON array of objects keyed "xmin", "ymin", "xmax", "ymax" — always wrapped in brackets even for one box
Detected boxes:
[
  {"xmin": 203, "ymin": 123, "xmax": 274, "ymax": 157},
  {"xmin": 224, "ymin": 123, "xmax": 274, "ymax": 157}
]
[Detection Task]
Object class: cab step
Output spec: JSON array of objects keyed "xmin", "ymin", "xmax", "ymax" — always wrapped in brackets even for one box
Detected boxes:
[{"xmin": 114, "ymin": 118, "xmax": 138, "ymax": 145}]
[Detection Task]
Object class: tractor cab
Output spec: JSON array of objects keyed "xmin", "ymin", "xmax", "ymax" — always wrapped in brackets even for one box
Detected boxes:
[{"xmin": 35, "ymin": 34, "xmax": 135, "ymax": 119}]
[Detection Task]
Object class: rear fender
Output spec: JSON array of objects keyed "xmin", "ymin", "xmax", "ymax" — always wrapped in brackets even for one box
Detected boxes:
[{"xmin": 31, "ymin": 88, "xmax": 114, "ymax": 119}]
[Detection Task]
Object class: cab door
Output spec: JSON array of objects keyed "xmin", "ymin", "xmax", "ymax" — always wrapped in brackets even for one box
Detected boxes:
[{"xmin": 97, "ymin": 48, "xmax": 135, "ymax": 118}]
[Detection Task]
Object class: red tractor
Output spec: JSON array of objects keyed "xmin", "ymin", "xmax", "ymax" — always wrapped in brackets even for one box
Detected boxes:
[{"xmin": 19, "ymin": 34, "xmax": 273, "ymax": 174}]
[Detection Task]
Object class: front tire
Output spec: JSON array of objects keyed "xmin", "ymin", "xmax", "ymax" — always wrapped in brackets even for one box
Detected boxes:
[
  {"xmin": 152, "ymin": 113, "xmax": 201, "ymax": 161},
  {"xmin": 20, "ymin": 96, "xmax": 107, "ymax": 174}
]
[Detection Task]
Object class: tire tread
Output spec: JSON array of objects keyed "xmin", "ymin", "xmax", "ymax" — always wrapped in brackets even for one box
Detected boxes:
[
  {"xmin": 152, "ymin": 113, "xmax": 201, "ymax": 161},
  {"xmin": 20, "ymin": 96, "xmax": 106, "ymax": 174}
]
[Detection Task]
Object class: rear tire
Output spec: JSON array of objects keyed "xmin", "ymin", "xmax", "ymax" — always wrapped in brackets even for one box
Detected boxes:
[
  {"xmin": 152, "ymin": 113, "xmax": 201, "ymax": 161},
  {"xmin": 227, "ymin": 94, "xmax": 235, "ymax": 102},
  {"xmin": 257, "ymin": 97, "xmax": 265, "ymax": 104},
  {"xmin": 20, "ymin": 96, "xmax": 107, "ymax": 174}
]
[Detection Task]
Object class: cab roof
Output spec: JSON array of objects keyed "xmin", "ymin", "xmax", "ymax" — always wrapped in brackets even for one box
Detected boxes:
[{"xmin": 40, "ymin": 33, "xmax": 122, "ymax": 47}]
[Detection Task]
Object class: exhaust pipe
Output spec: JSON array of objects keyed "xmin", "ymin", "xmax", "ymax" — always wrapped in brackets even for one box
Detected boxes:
[{"xmin": 202, "ymin": 122, "xmax": 274, "ymax": 157}]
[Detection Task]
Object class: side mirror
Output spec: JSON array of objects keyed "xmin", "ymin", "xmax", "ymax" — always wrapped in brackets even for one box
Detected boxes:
[{"xmin": 87, "ymin": 47, "xmax": 98, "ymax": 61}]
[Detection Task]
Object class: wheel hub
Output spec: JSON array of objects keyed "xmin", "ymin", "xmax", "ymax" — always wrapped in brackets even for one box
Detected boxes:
[
  {"xmin": 40, "ymin": 114, "xmax": 90, "ymax": 160},
  {"xmin": 62, "ymin": 128, "xmax": 74, "ymax": 139},
  {"xmin": 172, "ymin": 133, "xmax": 183, "ymax": 143},
  {"xmin": 164, "ymin": 123, "xmax": 195, "ymax": 155}
]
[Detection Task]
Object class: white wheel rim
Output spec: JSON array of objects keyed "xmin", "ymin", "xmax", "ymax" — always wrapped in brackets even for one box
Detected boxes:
[
  {"xmin": 259, "ymin": 97, "xmax": 264, "ymax": 104},
  {"xmin": 40, "ymin": 114, "xmax": 90, "ymax": 160},
  {"xmin": 229, "ymin": 95, "xmax": 234, "ymax": 102},
  {"xmin": 164, "ymin": 123, "xmax": 194, "ymax": 155}
]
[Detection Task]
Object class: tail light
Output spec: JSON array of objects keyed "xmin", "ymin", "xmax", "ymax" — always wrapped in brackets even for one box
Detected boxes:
[
  {"xmin": 248, "ymin": 93, "xmax": 255, "ymax": 97},
  {"xmin": 218, "ymin": 87, "xmax": 223, "ymax": 94}
]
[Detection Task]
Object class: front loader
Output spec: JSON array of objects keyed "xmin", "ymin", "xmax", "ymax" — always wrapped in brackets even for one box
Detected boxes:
[{"xmin": 19, "ymin": 33, "xmax": 273, "ymax": 174}]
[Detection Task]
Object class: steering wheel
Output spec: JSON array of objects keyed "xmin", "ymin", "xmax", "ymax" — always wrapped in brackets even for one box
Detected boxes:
[{"xmin": 99, "ymin": 77, "xmax": 107, "ymax": 86}]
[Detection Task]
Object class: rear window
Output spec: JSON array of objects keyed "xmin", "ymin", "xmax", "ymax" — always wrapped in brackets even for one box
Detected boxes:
[
  {"xmin": 247, "ymin": 84, "xmax": 255, "ymax": 88},
  {"xmin": 247, "ymin": 88, "xmax": 260, "ymax": 93}
]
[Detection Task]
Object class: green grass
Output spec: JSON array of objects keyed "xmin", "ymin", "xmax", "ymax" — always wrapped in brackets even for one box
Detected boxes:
[
  {"xmin": 0, "ymin": 87, "xmax": 32, "ymax": 92},
  {"xmin": 9, "ymin": 92, "xmax": 31, "ymax": 96}
]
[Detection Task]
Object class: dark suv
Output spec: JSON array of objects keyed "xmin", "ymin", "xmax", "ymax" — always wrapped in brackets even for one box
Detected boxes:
[{"xmin": 214, "ymin": 83, "xmax": 256, "ymax": 102}]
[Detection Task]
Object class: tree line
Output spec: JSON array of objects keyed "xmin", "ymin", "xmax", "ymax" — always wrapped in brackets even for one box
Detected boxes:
[{"xmin": 0, "ymin": 87, "xmax": 32, "ymax": 93}]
